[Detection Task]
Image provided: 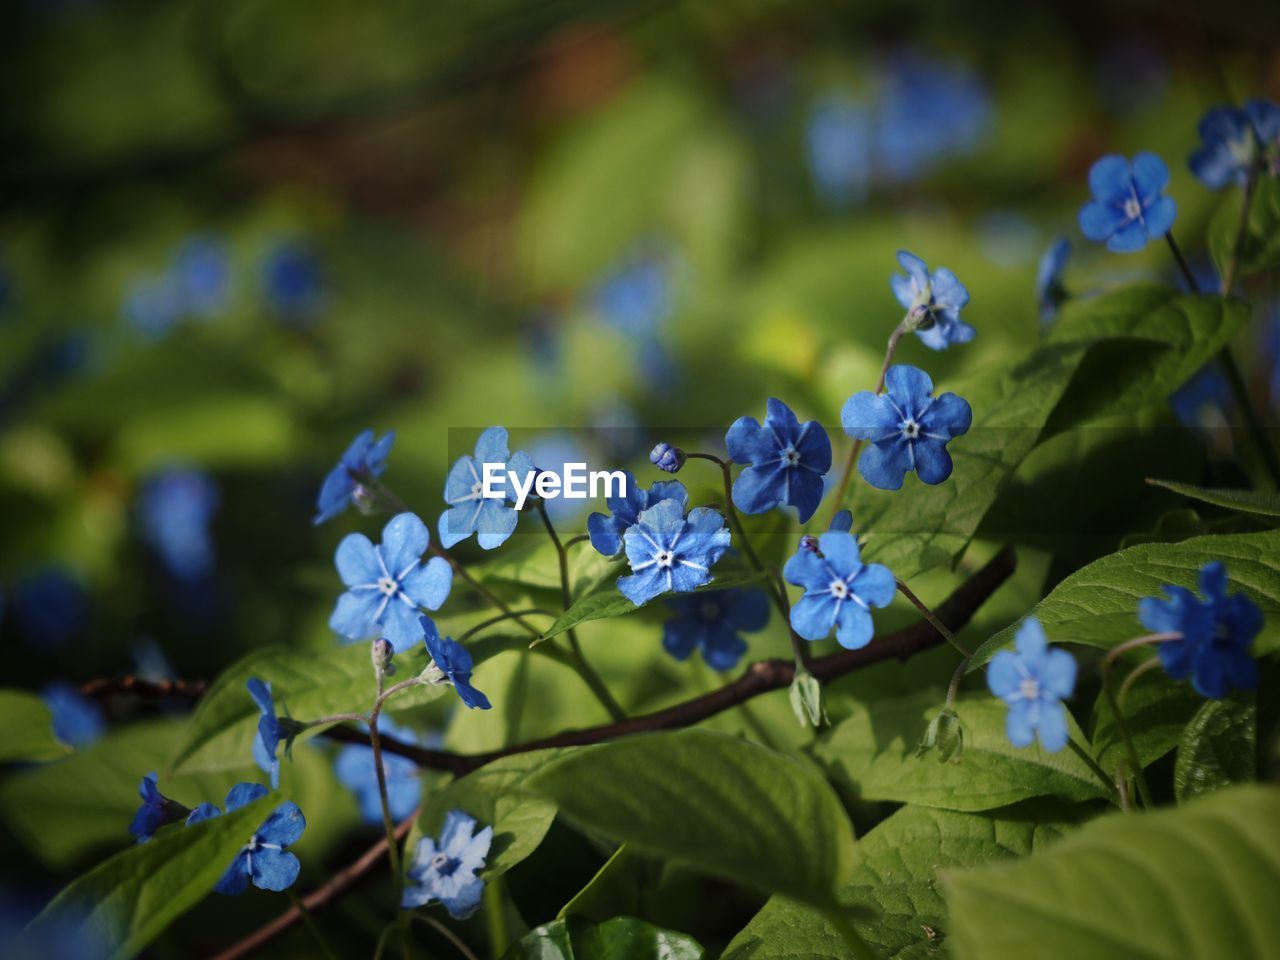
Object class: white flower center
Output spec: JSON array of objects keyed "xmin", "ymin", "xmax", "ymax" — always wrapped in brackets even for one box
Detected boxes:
[
  {"xmin": 1123, "ymin": 195, "xmax": 1142, "ymax": 221},
  {"xmin": 782, "ymin": 446, "xmax": 800, "ymax": 467},
  {"xmin": 655, "ymin": 550, "xmax": 675, "ymax": 569},
  {"xmin": 377, "ymin": 576, "xmax": 398, "ymax": 597},
  {"xmin": 431, "ymin": 852, "xmax": 450, "ymax": 869},
  {"xmin": 1019, "ymin": 677, "xmax": 1040, "ymax": 700},
  {"xmin": 829, "ymin": 579, "xmax": 849, "ymax": 600},
  {"xmin": 901, "ymin": 419, "xmax": 920, "ymax": 440},
  {"xmin": 470, "ymin": 480, "xmax": 484, "ymax": 498}
]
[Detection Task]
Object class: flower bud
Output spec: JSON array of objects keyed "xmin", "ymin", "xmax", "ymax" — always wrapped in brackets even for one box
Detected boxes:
[
  {"xmin": 799, "ymin": 534, "xmax": 821, "ymax": 554},
  {"xmin": 352, "ymin": 483, "xmax": 380, "ymax": 516},
  {"xmin": 649, "ymin": 442, "xmax": 686, "ymax": 474},
  {"xmin": 917, "ymin": 706, "xmax": 964, "ymax": 763},
  {"xmin": 788, "ymin": 670, "xmax": 828, "ymax": 728},
  {"xmin": 371, "ymin": 638, "xmax": 397, "ymax": 679}
]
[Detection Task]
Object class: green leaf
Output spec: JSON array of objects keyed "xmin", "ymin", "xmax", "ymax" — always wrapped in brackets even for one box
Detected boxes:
[
  {"xmin": 1091, "ymin": 667, "xmax": 1206, "ymax": 774},
  {"xmin": 813, "ymin": 690, "xmax": 1108, "ymax": 812},
  {"xmin": 724, "ymin": 802, "xmax": 1081, "ymax": 960},
  {"xmin": 527, "ymin": 729, "xmax": 856, "ymax": 905},
  {"xmin": 20, "ymin": 790, "xmax": 270, "ymax": 960},
  {"xmin": 417, "ymin": 749, "xmax": 561, "ymax": 878},
  {"xmin": 0, "ymin": 689, "xmax": 70, "ymax": 762},
  {"xmin": 167, "ymin": 642, "xmax": 447, "ymax": 776},
  {"xmin": 501, "ymin": 915, "xmax": 705, "ymax": 960},
  {"xmin": 1146, "ymin": 478, "xmax": 1280, "ymax": 518},
  {"xmin": 1175, "ymin": 695, "xmax": 1256, "ymax": 803},
  {"xmin": 970, "ymin": 529, "xmax": 1280, "ymax": 667},
  {"xmin": 942, "ymin": 784, "xmax": 1280, "ymax": 960},
  {"xmin": 1210, "ymin": 176, "xmax": 1280, "ymax": 280}
]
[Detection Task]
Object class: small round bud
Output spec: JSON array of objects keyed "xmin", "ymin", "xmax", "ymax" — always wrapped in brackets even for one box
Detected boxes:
[
  {"xmin": 650, "ymin": 442, "xmax": 686, "ymax": 474},
  {"xmin": 917, "ymin": 707, "xmax": 964, "ymax": 763},
  {"xmin": 799, "ymin": 534, "xmax": 821, "ymax": 553},
  {"xmin": 371, "ymin": 638, "xmax": 397, "ymax": 678},
  {"xmin": 352, "ymin": 484, "xmax": 380, "ymax": 516}
]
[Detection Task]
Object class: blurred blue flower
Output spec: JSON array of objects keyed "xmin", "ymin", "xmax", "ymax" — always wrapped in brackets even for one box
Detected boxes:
[
  {"xmin": 1171, "ymin": 364, "xmax": 1232, "ymax": 430},
  {"xmin": 593, "ymin": 252, "xmax": 672, "ymax": 338},
  {"xmin": 14, "ymin": 568, "xmax": 87, "ymax": 650},
  {"xmin": 173, "ymin": 236, "xmax": 231, "ymax": 319},
  {"xmin": 138, "ymin": 467, "xmax": 219, "ymax": 581},
  {"xmin": 131, "ymin": 637, "xmax": 177, "ymax": 682},
  {"xmin": 330, "ymin": 513, "xmax": 453, "ymax": 651},
  {"xmin": 1139, "ymin": 561, "xmax": 1261, "ymax": 699},
  {"xmin": 247, "ymin": 678, "xmax": 282, "ymax": 789},
  {"xmin": 726, "ymin": 398, "xmax": 831, "ymax": 523},
  {"xmin": 1035, "ymin": 237, "xmax": 1072, "ymax": 326},
  {"xmin": 528, "ymin": 434, "xmax": 590, "ymax": 523},
  {"xmin": 986, "ymin": 618, "xmax": 1076, "ymax": 752},
  {"xmin": 439, "ymin": 427, "xmax": 534, "ymax": 551},
  {"xmin": 806, "ymin": 94, "xmax": 872, "ymax": 207},
  {"xmin": 42, "ymin": 681, "xmax": 105, "ymax": 748},
  {"xmin": 129, "ymin": 772, "xmax": 190, "ymax": 842},
  {"xmin": 204, "ymin": 784, "xmax": 306, "ymax": 896},
  {"xmin": 891, "ymin": 251, "xmax": 974, "ymax": 350},
  {"xmin": 314, "ymin": 429, "xmax": 395, "ymax": 525},
  {"xmin": 662, "ymin": 587, "xmax": 769, "ymax": 671},
  {"xmin": 842, "ymin": 365, "xmax": 972, "ymax": 490},
  {"xmin": 588, "ymin": 472, "xmax": 687, "ymax": 557},
  {"xmin": 618, "ymin": 499, "xmax": 731, "ymax": 606},
  {"xmin": 333, "ymin": 717, "xmax": 425, "ymax": 824},
  {"xmin": 422, "ymin": 617, "xmax": 491, "ymax": 710},
  {"xmin": 977, "ymin": 210, "xmax": 1039, "ymax": 269},
  {"xmin": 1188, "ymin": 100, "xmax": 1278, "ymax": 189},
  {"xmin": 402, "ymin": 810, "xmax": 492, "ymax": 918},
  {"xmin": 263, "ymin": 242, "xmax": 325, "ymax": 321},
  {"xmin": 122, "ymin": 273, "xmax": 183, "ymax": 339},
  {"xmin": 649, "ymin": 442, "xmax": 686, "ymax": 475},
  {"xmin": 783, "ymin": 530, "xmax": 894, "ymax": 649},
  {"xmin": 1079, "ymin": 153, "xmax": 1176, "ymax": 252}
]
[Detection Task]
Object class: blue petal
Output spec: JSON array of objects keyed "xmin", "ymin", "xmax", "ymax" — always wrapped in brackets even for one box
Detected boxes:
[
  {"xmin": 443, "ymin": 455, "xmax": 479, "ymax": 505},
  {"xmin": 440, "ymin": 876, "xmax": 486, "ymax": 919},
  {"xmin": 930, "ymin": 268, "xmax": 969, "ymax": 311},
  {"xmin": 587, "ymin": 512, "xmax": 622, "ymax": 556},
  {"xmin": 1142, "ymin": 196, "xmax": 1176, "ymax": 239},
  {"xmin": 454, "ymin": 677, "xmax": 492, "ymax": 710},
  {"xmin": 1199, "ymin": 560, "xmax": 1228, "ymax": 601},
  {"xmin": 829, "ymin": 509, "xmax": 854, "ymax": 533},
  {"xmin": 381, "ymin": 597, "xmax": 427, "ymax": 653},
  {"xmin": 251, "ymin": 848, "xmax": 301, "ymax": 892},
  {"xmin": 473, "ymin": 427, "xmax": 511, "ymax": 467},
  {"xmin": 817, "ymin": 530, "xmax": 861, "ymax": 574},
  {"xmin": 214, "ymin": 852, "xmax": 251, "ymax": 895},
  {"xmin": 790, "ymin": 593, "xmax": 837, "ymax": 641},
  {"xmin": 701, "ymin": 624, "xmax": 748, "ymax": 671},
  {"xmin": 620, "ymin": 567, "xmax": 665, "ymax": 607},
  {"xmin": 380, "ymin": 513, "xmax": 431, "ymax": 576},
  {"xmin": 246, "ymin": 679, "xmax": 274, "ymax": 719},
  {"xmin": 474, "ymin": 499, "xmax": 519, "ymax": 551},
  {"xmin": 858, "ymin": 441, "xmax": 912, "ymax": 490},
  {"xmin": 1014, "ymin": 618, "xmax": 1050, "ymax": 667},
  {"xmin": 1078, "ymin": 200, "xmax": 1127, "ymax": 242},
  {"xmin": 648, "ymin": 480, "xmax": 689, "ymax": 511},
  {"xmin": 1106, "ymin": 219, "xmax": 1150, "ymax": 253},
  {"xmin": 313, "ymin": 467, "xmax": 355, "ymax": 525},
  {"xmin": 335, "ymin": 534, "xmax": 380, "ymax": 587},
  {"xmin": 186, "ymin": 803, "xmax": 221, "ymax": 825},
  {"xmin": 1189, "ymin": 142, "xmax": 1243, "ymax": 190},
  {"xmin": 850, "ymin": 562, "xmax": 896, "ymax": 608},
  {"xmin": 1041, "ymin": 648, "xmax": 1078, "ymax": 700},
  {"xmin": 440, "ymin": 810, "xmax": 479, "ymax": 857},
  {"xmin": 367, "ymin": 431, "xmax": 395, "ymax": 474},
  {"xmin": 400, "ymin": 556, "xmax": 453, "ymax": 611},
  {"xmin": 920, "ymin": 392, "xmax": 972, "ymax": 437},
  {"xmin": 783, "ymin": 547, "xmax": 830, "ymax": 592},
  {"xmin": 1087, "ymin": 154, "xmax": 1133, "ymax": 205},
  {"xmin": 912, "ymin": 439, "xmax": 953, "ymax": 484},
  {"xmin": 987, "ymin": 650, "xmax": 1021, "ymax": 700},
  {"xmin": 662, "ymin": 618, "xmax": 702, "ymax": 661},
  {"xmin": 725, "ymin": 588, "xmax": 771, "ymax": 630},
  {"xmin": 841, "ymin": 391, "xmax": 897, "ymax": 440},
  {"xmin": 833, "ymin": 601, "xmax": 875, "ymax": 649},
  {"xmin": 439, "ymin": 504, "xmax": 479, "ymax": 549},
  {"xmin": 725, "ymin": 415, "xmax": 773, "ymax": 465},
  {"xmin": 226, "ymin": 781, "xmax": 270, "ymax": 812},
  {"xmin": 896, "ymin": 250, "xmax": 930, "ymax": 289},
  {"xmin": 257, "ymin": 801, "xmax": 306, "ymax": 847},
  {"xmin": 1036, "ymin": 701, "xmax": 1069, "ymax": 752},
  {"xmin": 1005, "ymin": 698, "xmax": 1037, "ymax": 748},
  {"xmin": 1131, "ymin": 152, "xmax": 1170, "ymax": 203},
  {"xmin": 329, "ymin": 590, "xmax": 381, "ymax": 641},
  {"xmin": 732, "ymin": 462, "xmax": 787, "ymax": 516}
]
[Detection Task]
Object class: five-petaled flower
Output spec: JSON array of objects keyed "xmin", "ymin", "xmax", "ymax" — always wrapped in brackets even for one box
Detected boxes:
[
  {"xmin": 618, "ymin": 499, "xmax": 731, "ymax": 606},
  {"xmin": 188, "ymin": 783, "xmax": 307, "ymax": 895},
  {"xmin": 662, "ymin": 587, "xmax": 770, "ymax": 671},
  {"xmin": 129, "ymin": 772, "xmax": 190, "ymax": 842},
  {"xmin": 1138, "ymin": 561, "xmax": 1261, "ymax": 699},
  {"xmin": 783, "ymin": 530, "xmax": 894, "ymax": 649},
  {"xmin": 587, "ymin": 473, "xmax": 688, "ymax": 556},
  {"xmin": 329, "ymin": 512, "xmax": 453, "ymax": 652},
  {"xmin": 422, "ymin": 617, "xmax": 491, "ymax": 710},
  {"xmin": 1078, "ymin": 152, "xmax": 1176, "ymax": 252},
  {"xmin": 247, "ymin": 678, "xmax": 283, "ymax": 789},
  {"xmin": 333, "ymin": 717, "xmax": 425, "ymax": 824},
  {"xmin": 649, "ymin": 442, "xmax": 686, "ymax": 474},
  {"xmin": 891, "ymin": 251, "xmax": 974, "ymax": 350},
  {"xmin": 314, "ymin": 429, "xmax": 395, "ymax": 526},
  {"xmin": 439, "ymin": 427, "xmax": 534, "ymax": 550},
  {"xmin": 841, "ymin": 365, "xmax": 972, "ymax": 490},
  {"xmin": 986, "ymin": 618, "xmax": 1076, "ymax": 753},
  {"xmin": 1188, "ymin": 101, "xmax": 1280, "ymax": 190},
  {"xmin": 402, "ymin": 810, "xmax": 493, "ymax": 919},
  {"xmin": 725, "ymin": 398, "xmax": 832, "ymax": 523},
  {"xmin": 1035, "ymin": 237, "xmax": 1071, "ymax": 326}
]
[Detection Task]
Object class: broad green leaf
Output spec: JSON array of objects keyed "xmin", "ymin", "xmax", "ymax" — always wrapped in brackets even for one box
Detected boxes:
[
  {"xmin": 418, "ymin": 749, "xmax": 562, "ymax": 877},
  {"xmin": 20, "ymin": 790, "xmax": 270, "ymax": 960},
  {"xmin": 501, "ymin": 916, "xmax": 704, "ymax": 960},
  {"xmin": 557, "ymin": 845, "xmax": 644, "ymax": 921},
  {"xmin": 724, "ymin": 802, "xmax": 1081, "ymax": 960},
  {"xmin": 970, "ymin": 529, "xmax": 1280, "ymax": 667},
  {"xmin": 527, "ymin": 729, "xmax": 856, "ymax": 905},
  {"xmin": 1091, "ymin": 666, "xmax": 1205, "ymax": 774},
  {"xmin": 0, "ymin": 690, "xmax": 70, "ymax": 763},
  {"xmin": 1210, "ymin": 176, "xmax": 1280, "ymax": 280},
  {"xmin": 1175, "ymin": 695, "xmax": 1256, "ymax": 803},
  {"xmin": 1146, "ymin": 478, "xmax": 1280, "ymax": 518},
  {"xmin": 813, "ymin": 690, "xmax": 1108, "ymax": 812},
  {"xmin": 167, "ymin": 642, "xmax": 446, "ymax": 776},
  {"xmin": 942, "ymin": 784, "xmax": 1280, "ymax": 960}
]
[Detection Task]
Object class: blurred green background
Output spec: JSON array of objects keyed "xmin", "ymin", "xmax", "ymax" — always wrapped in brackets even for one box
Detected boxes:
[{"xmin": 1, "ymin": 0, "xmax": 1278, "ymax": 954}]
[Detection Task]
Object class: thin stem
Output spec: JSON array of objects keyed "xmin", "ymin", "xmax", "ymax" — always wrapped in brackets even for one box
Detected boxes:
[
  {"xmin": 484, "ymin": 875, "xmax": 508, "ymax": 957},
  {"xmin": 410, "ymin": 915, "xmax": 481, "ymax": 960},
  {"xmin": 944, "ymin": 656, "xmax": 968, "ymax": 710},
  {"xmin": 303, "ymin": 711, "xmax": 368, "ymax": 729},
  {"xmin": 1066, "ymin": 737, "xmax": 1121, "ymax": 803},
  {"xmin": 1165, "ymin": 232, "xmax": 1199, "ymax": 293},
  {"xmin": 1222, "ymin": 167, "xmax": 1258, "ymax": 295},
  {"xmin": 369, "ymin": 688, "xmax": 413, "ymax": 960},
  {"xmin": 563, "ymin": 534, "xmax": 591, "ymax": 550},
  {"xmin": 458, "ymin": 608, "xmax": 557, "ymax": 643},
  {"xmin": 1097, "ymin": 635, "xmax": 1181, "ymax": 811},
  {"xmin": 286, "ymin": 891, "xmax": 339, "ymax": 960},
  {"xmin": 896, "ymin": 580, "xmax": 972, "ymax": 657},
  {"xmin": 1117, "ymin": 656, "xmax": 1163, "ymax": 711}
]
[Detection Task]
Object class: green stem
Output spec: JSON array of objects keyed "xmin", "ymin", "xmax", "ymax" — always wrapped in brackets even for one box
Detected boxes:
[
  {"xmin": 458, "ymin": 608, "xmax": 557, "ymax": 643},
  {"xmin": 410, "ymin": 915, "xmax": 481, "ymax": 960},
  {"xmin": 895, "ymin": 580, "xmax": 971, "ymax": 657},
  {"xmin": 484, "ymin": 875, "xmax": 508, "ymax": 957},
  {"xmin": 287, "ymin": 891, "xmax": 340, "ymax": 960},
  {"xmin": 1096, "ymin": 634, "xmax": 1179, "ymax": 811},
  {"xmin": 1066, "ymin": 737, "xmax": 1121, "ymax": 803},
  {"xmin": 1222, "ymin": 167, "xmax": 1258, "ymax": 296}
]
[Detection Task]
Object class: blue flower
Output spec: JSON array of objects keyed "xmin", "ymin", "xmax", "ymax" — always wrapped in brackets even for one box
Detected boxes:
[
  {"xmin": 986, "ymin": 618, "xmax": 1076, "ymax": 752},
  {"xmin": 402, "ymin": 810, "xmax": 492, "ymax": 918},
  {"xmin": 263, "ymin": 242, "xmax": 324, "ymax": 320},
  {"xmin": 314, "ymin": 429, "xmax": 396, "ymax": 526},
  {"xmin": 618, "ymin": 500, "xmax": 731, "ymax": 606},
  {"xmin": 173, "ymin": 236, "xmax": 231, "ymax": 319},
  {"xmin": 42, "ymin": 682, "xmax": 104, "ymax": 748},
  {"xmin": 329, "ymin": 512, "xmax": 453, "ymax": 652},
  {"xmin": 129, "ymin": 772, "xmax": 190, "ymax": 842},
  {"xmin": 800, "ymin": 509, "xmax": 853, "ymax": 553},
  {"xmin": 806, "ymin": 94, "xmax": 872, "ymax": 207},
  {"xmin": 198, "ymin": 783, "xmax": 306, "ymax": 896},
  {"xmin": 783, "ymin": 531, "xmax": 894, "ymax": 649},
  {"xmin": 422, "ymin": 617, "xmax": 491, "ymax": 710},
  {"xmin": 15, "ymin": 569, "xmax": 87, "ymax": 650},
  {"xmin": 649, "ymin": 442, "xmax": 686, "ymax": 474},
  {"xmin": 1139, "ymin": 561, "xmax": 1261, "ymax": 699},
  {"xmin": 593, "ymin": 253, "xmax": 672, "ymax": 338},
  {"xmin": 529, "ymin": 435, "xmax": 590, "ymax": 523},
  {"xmin": 841, "ymin": 365, "xmax": 972, "ymax": 490},
  {"xmin": 439, "ymin": 427, "xmax": 534, "ymax": 551},
  {"xmin": 1188, "ymin": 101, "xmax": 1279, "ymax": 189},
  {"xmin": 247, "ymin": 678, "xmax": 282, "ymax": 789},
  {"xmin": 587, "ymin": 472, "xmax": 687, "ymax": 556},
  {"xmin": 1035, "ymin": 237, "xmax": 1071, "ymax": 325},
  {"xmin": 1078, "ymin": 153, "xmax": 1177, "ymax": 252},
  {"xmin": 1171, "ymin": 363, "xmax": 1232, "ymax": 430},
  {"xmin": 891, "ymin": 252, "xmax": 974, "ymax": 350},
  {"xmin": 662, "ymin": 587, "xmax": 770, "ymax": 671},
  {"xmin": 333, "ymin": 717, "xmax": 424, "ymax": 824},
  {"xmin": 138, "ymin": 467, "xmax": 219, "ymax": 581},
  {"xmin": 725, "ymin": 398, "xmax": 832, "ymax": 523}
]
